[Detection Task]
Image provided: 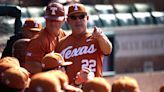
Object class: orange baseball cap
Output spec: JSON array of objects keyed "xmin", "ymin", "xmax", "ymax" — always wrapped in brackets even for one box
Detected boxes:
[
  {"xmin": 0, "ymin": 57, "xmax": 21, "ymax": 81},
  {"xmin": 0, "ymin": 67, "xmax": 30, "ymax": 89},
  {"xmin": 83, "ymin": 77, "xmax": 111, "ymax": 92},
  {"xmin": 41, "ymin": 53, "xmax": 72, "ymax": 70},
  {"xmin": 46, "ymin": 70, "xmax": 82, "ymax": 92},
  {"xmin": 44, "ymin": 2, "xmax": 65, "ymax": 21},
  {"xmin": 112, "ymin": 76, "xmax": 140, "ymax": 92},
  {"xmin": 27, "ymin": 72, "xmax": 62, "ymax": 92},
  {"xmin": 22, "ymin": 18, "xmax": 42, "ymax": 32},
  {"xmin": 0, "ymin": 62, "xmax": 19, "ymax": 73},
  {"xmin": 67, "ymin": 3, "xmax": 87, "ymax": 16},
  {"xmin": 0, "ymin": 56, "xmax": 20, "ymax": 67}
]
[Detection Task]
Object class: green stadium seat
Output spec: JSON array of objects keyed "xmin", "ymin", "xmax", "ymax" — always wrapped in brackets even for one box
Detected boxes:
[
  {"xmin": 115, "ymin": 13, "xmax": 135, "ymax": 26},
  {"xmin": 133, "ymin": 3, "xmax": 154, "ymax": 12},
  {"xmin": 87, "ymin": 15, "xmax": 102, "ymax": 28},
  {"xmin": 95, "ymin": 4, "xmax": 114, "ymax": 14},
  {"xmin": 113, "ymin": 4, "xmax": 134, "ymax": 13},
  {"xmin": 85, "ymin": 5, "xmax": 97, "ymax": 15},
  {"xmin": 132, "ymin": 12, "xmax": 154, "ymax": 25},
  {"xmin": 151, "ymin": 11, "xmax": 164, "ymax": 24},
  {"xmin": 99, "ymin": 14, "xmax": 118, "ymax": 27}
]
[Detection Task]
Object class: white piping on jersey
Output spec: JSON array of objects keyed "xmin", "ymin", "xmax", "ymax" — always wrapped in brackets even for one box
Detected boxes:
[{"xmin": 60, "ymin": 44, "xmax": 97, "ymax": 59}]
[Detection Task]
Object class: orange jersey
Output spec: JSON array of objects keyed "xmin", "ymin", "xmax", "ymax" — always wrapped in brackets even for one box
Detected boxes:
[
  {"xmin": 25, "ymin": 28, "xmax": 66, "ymax": 62},
  {"xmin": 55, "ymin": 32, "xmax": 104, "ymax": 83}
]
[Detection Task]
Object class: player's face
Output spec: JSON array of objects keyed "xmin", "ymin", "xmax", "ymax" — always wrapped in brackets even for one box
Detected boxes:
[
  {"xmin": 67, "ymin": 13, "xmax": 88, "ymax": 32},
  {"xmin": 46, "ymin": 18, "xmax": 64, "ymax": 31}
]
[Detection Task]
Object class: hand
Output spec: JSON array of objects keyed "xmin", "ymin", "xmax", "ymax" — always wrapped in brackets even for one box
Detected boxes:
[
  {"xmin": 74, "ymin": 67, "xmax": 95, "ymax": 85},
  {"xmin": 91, "ymin": 26, "xmax": 103, "ymax": 39}
]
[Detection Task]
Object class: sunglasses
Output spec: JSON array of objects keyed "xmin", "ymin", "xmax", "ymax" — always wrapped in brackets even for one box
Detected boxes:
[{"xmin": 69, "ymin": 14, "xmax": 86, "ymax": 20}]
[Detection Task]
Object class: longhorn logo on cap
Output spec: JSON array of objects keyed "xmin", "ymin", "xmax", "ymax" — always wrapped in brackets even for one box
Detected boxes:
[
  {"xmin": 50, "ymin": 7, "xmax": 58, "ymax": 15},
  {"xmin": 58, "ymin": 60, "xmax": 62, "ymax": 65},
  {"xmin": 34, "ymin": 22, "xmax": 39, "ymax": 28},
  {"xmin": 73, "ymin": 4, "xmax": 78, "ymax": 11}
]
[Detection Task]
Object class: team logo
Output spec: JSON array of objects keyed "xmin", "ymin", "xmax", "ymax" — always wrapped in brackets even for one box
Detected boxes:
[
  {"xmin": 36, "ymin": 86, "xmax": 43, "ymax": 92},
  {"xmin": 58, "ymin": 60, "xmax": 62, "ymax": 65},
  {"xmin": 42, "ymin": 63, "xmax": 45, "ymax": 68},
  {"xmin": 61, "ymin": 44, "xmax": 97, "ymax": 59},
  {"xmin": 50, "ymin": 7, "xmax": 57, "ymax": 15},
  {"xmin": 26, "ymin": 52, "xmax": 32, "ymax": 56},
  {"xmin": 73, "ymin": 4, "xmax": 78, "ymax": 11},
  {"xmin": 34, "ymin": 22, "xmax": 38, "ymax": 28}
]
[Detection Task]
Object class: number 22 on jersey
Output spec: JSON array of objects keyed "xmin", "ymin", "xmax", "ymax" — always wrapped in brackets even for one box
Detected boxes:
[{"xmin": 81, "ymin": 59, "xmax": 96, "ymax": 72}]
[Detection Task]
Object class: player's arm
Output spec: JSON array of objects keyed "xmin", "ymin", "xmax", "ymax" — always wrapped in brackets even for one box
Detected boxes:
[{"xmin": 92, "ymin": 26, "xmax": 112, "ymax": 55}]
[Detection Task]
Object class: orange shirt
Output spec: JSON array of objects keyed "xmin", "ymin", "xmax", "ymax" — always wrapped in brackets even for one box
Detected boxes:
[
  {"xmin": 25, "ymin": 28, "xmax": 66, "ymax": 62},
  {"xmin": 55, "ymin": 32, "xmax": 104, "ymax": 83}
]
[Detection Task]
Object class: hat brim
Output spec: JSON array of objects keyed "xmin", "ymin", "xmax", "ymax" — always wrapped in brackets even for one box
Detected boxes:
[
  {"xmin": 24, "ymin": 28, "xmax": 41, "ymax": 31},
  {"xmin": 44, "ymin": 16, "xmax": 65, "ymax": 21},
  {"xmin": 68, "ymin": 11, "xmax": 87, "ymax": 16},
  {"xmin": 62, "ymin": 61, "xmax": 72, "ymax": 66}
]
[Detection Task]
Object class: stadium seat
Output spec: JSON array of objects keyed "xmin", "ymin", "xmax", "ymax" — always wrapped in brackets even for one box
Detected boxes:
[
  {"xmin": 85, "ymin": 5, "xmax": 97, "ymax": 15},
  {"xmin": 94, "ymin": 4, "xmax": 114, "ymax": 14},
  {"xmin": 87, "ymin": 15, "xmax": 102, "ymax": 28},
  {"xmin": 151, "ymin": 11, "xmax": 164, "ymax": 24},
  {"xmin": 115, "ymin": 13, "xmax": 135, "ymax": 26},
  {"xmin": 84, "ymin": 5, "xmax": 102, "ymax": 28},
  {"xmin": 21, "ymin": 7, "xmax": 29, "ymax": 18},
  {"xmin": 132, "ymin": 12, "xmax": 154, "ymax": 25},
  {"xmin": 26, "ymin": 7, "xmax": 44, "ymax": 17},
  {"xmin": 99, "ymin": 14, "xmax": 118, "ymax": 27},
  {"xmin": 113, "ymin": 4, "xmax": 134, "ymax": 13},
  {"xmin": 133, "ymin": 3, "xmax": 154, "ymax": 12},
  {"xmin": 21, "ymin": 7, "xmax": 45, "ymax": 27}
]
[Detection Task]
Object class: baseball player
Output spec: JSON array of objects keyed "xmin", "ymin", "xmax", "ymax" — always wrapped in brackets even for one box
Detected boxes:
[
  {"xmin": 55, "ymin": 3, "xmax": 112, "ymax": 83},
  {"xmin": 0, "ymin": 67, "xmax": 30, "ymax": 92},
  {"xmin": 25, "ymin": 1, "xmax": 67, "ymax": 74},
  {"xmin": 1, "ymin": 18, "xmax": 42, "ymax": 58}
]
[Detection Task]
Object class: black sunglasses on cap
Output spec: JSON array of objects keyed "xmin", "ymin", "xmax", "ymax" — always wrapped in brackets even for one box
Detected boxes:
[{"xmin": 69, "ymin": 14, "xmax": 86, "ymax": 20}]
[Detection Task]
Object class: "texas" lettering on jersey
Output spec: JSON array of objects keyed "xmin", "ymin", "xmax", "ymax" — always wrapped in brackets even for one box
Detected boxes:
[{"xmin": 61, "ymin": 44, "xmax": 97, "ymax": 59}]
